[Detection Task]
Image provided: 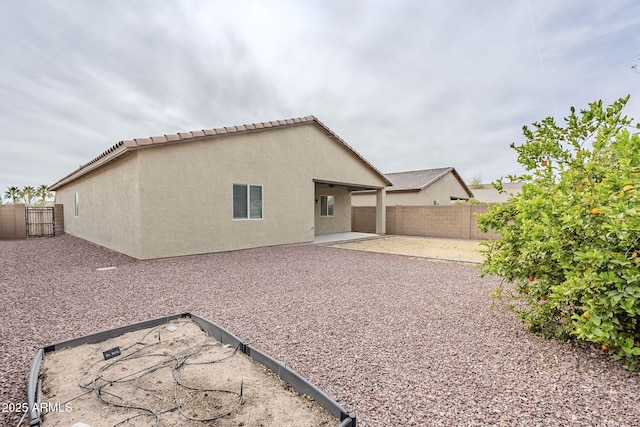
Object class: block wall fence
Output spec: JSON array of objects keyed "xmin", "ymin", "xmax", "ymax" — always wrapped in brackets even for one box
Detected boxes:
[
  {"xmin": 0, "ymin": 204, "xmax": 64, "ymax": 239},
  {"xmin": 352, "ymin": 204, "xmax": 501, "ymax": 240},
  {"xmin": 3, "ymin": 203, "xmax": 497, "ymax": 241}
]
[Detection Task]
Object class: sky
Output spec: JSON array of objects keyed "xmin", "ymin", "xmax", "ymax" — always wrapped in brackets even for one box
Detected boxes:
[{"xmin": 2, "ymin": 0, "xmax": 640, "ymax": 193}]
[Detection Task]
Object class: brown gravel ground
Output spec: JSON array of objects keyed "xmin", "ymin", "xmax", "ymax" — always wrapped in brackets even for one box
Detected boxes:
[{"xmin": 2, "ymin": 234, "xmax": 640, "ymax": 427}]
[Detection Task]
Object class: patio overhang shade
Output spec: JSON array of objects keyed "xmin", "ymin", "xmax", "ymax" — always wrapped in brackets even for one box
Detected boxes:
[{"xmin": 312, "ymin": 178, "xmax": 386, "ymax": 192}]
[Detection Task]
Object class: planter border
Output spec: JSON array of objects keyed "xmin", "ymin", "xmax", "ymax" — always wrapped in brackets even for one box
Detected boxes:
[{"xmin": 28, "ymin": 312, "xmax": 356, "ymax": 426}]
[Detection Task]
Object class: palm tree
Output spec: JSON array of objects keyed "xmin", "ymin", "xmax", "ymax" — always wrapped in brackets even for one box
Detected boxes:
[
  {"xmin": 21, "ymin": 186, "xmax": 35, "ymax": 206},
  {"xmin": 4, "ymin": 186, "xmax": 21, "ymax": 204},
  {"xmin": 36, "ymin": 184, "xmax": 52, "ymax": 207}
]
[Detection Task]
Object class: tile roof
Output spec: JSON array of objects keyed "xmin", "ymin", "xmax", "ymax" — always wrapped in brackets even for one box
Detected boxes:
[
  {"xmin": 351, "ymin": 167, "xmax": 473, "ymax": 198},
  {"xmin": 384, "ymin": 167, "xmax": 474, "ymax": 198},
  {"xmin": 385, "ymin": 167, "xmax": 455, "ymax": 191},
  {"xmin": 49, "ymin": 115, "xmax": 391, "ymax": 190}
]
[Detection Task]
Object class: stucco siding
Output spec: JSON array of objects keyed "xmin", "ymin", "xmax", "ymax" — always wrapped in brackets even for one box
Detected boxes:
[
  {"xmin": 54, "ymin": 153, "xmax": 142, "ymax": 258},
  {"xmin": 52, "ymin": 122, "xmax": 387, "ymax": 259},
  {"xmin": 134, "ymin": 123, "xmax": 384, "ymax": 258},
  {"xmin": 351, "ymin": 192, "xmax": 376, "ymax": 207},
  {"xmin": 136, "ymin": 129, "xmax": 302, "ymax": 258},
  {"xmin": 427, "ymin": 173, "xmax": 471, "ymax": 203},
  {"xmin": 314, "ymin": 184, "xmax": 351, "ymax": 235},
  {"xmin": 304, "ymin": 125, "xmax": 386, "ymax": 187}
]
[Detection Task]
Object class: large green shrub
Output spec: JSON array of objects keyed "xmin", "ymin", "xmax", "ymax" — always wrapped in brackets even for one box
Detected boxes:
[{"xmin": 478, "ymin": 96, "xmax": 640, "ymax": 367}]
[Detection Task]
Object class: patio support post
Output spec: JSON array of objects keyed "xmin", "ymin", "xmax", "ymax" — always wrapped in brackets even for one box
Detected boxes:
[{"xmin": 375, "ymin": 188, "xmax": 386, "ymax": 234}]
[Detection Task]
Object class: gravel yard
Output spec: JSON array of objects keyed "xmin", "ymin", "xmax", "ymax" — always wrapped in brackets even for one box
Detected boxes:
[{"xmin": 2, "ymin": 234, "xmax": 639, "ymax": 426}]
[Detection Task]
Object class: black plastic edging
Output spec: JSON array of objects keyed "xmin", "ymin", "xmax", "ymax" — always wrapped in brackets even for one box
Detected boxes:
[
  {"xmin": 190, "ymin": 312, "xmax": 356, "ymax": 426},
  {"xmin": 40, "ymin": 312, "xmax": 189, "ymax": 354},
  {"xmin": 27, "ymin": 348, "xmax": 43, "ymax": 426},
  {"xmin": 27, "ymin": 312, "xmax": 356, "ymax": 427},
  {"xmin": 189, "ymin": 312, "xmax": 246, "ymax": 352},
  {"xmin": 245, "ymin": 344, "xmax": 355, "ymax": 424},
  {"xmin": 29, "ymin": 312, "xmax": 189, "ymax": 426},
  {"xmin": 339, "ymin": 415, "xmax": 358, "ymax": 427}
]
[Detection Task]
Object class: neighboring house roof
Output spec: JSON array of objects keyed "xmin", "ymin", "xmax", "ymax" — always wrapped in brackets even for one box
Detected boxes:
[
  {"xmin": 354, "ymin": 167, "xmax": 473, "ymax": 198},
  {"xmin": 471, "ymin": 182, "xmax": 523, "ymax": 203},
  {"xmin": 49, "ymin": 115, "xmax": 391, "ymax": 190}
]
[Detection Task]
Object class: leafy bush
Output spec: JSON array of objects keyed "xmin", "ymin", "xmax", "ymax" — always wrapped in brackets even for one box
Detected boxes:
[{"xmin": 478, "ymin": 96, "xmax": 640, "ymax": 367}]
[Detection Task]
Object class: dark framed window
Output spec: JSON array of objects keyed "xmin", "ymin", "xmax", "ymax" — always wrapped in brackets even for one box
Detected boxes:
[
  {"xmin": 320, "ymin": 195, "xmax": 334, "ymax": 216},
  {"xmin": 233, "ymin": 184, "xmax": 262, "ymax": 219}
]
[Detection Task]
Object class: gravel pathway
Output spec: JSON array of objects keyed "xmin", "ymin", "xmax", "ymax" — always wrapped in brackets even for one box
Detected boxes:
[{"xmin": 1, "ymin": 235, "xmax": 639, "ymax": 426}]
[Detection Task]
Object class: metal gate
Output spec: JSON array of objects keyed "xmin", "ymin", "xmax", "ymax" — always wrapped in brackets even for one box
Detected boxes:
[{"xmin": 26, "ymin": 207, "xmax": 55, "ymax": 238}]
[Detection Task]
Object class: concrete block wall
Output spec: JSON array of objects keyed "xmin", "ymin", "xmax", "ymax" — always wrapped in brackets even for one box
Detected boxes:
[
  {"xmin": 351, "ymin": 206, "xmax": 377, "ymax": 233},
  {"xmin": 385, "ymin": 206, "xmax": 397, "ymax": 234},
  {"xmin": 469, "ymin": 205, "xmax": 501, "ymax": 240},
  {"xmin": 0, "ymin": 204, "xmax": 64, "ymax": 239},
  {"xmin": 352, "ymin": 204, "xmax": 501, "ymax": 240},
  {"xmin": 53, "ymin": 204, "xmax": 64, "ymax": 235},
  {"xmin": 394, "ymin": 205, "xmax": 468, "ymax": 239},
  {"xmin": 0, "ymin": 204, "xmax": 27, "ymax": 239}
]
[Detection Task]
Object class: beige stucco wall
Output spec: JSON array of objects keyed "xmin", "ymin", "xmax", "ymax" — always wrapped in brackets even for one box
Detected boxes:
[
  {"xmin": 54, "ymin": 153, "xmax": 143, "ymax": 258},
  {"xmin": 352, "ymin": 172, "xmax": 470, "ymax": 206},
  {"xmin": 314, "ymin": 184, "xmax": 351, "ymax": 235},
  {"xmin": 55, "ymin": 122, "xmax": 387, "ymax": 259},
  {"xmin": 471, "ymin": 182, "xmax": 522, "ymax": 203},
  {"xmin": 136, "ymin": 123, "xmax": 385, "ymax": 258}
]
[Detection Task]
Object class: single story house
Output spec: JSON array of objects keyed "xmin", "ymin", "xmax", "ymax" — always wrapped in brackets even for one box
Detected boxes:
[
  {"xmin": 49, "ymin": 116, "xmax": 390, "ymax": 260},
  {"xmin": 351, "ymin": 167, "xmax": 473, "ymax": 207}
]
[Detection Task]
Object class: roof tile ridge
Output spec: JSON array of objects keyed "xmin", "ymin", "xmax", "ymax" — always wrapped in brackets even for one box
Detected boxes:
[
  {"xmin": 419, "ymin": 167, "xmax": 454, "ymax": 190},
  {"xmin": 385, "ymin": 167, "xmax": 435, "ymax": 176},
  {"xmin": 83, "ymin": 141, "xmax": 126, "ymax": 167}
]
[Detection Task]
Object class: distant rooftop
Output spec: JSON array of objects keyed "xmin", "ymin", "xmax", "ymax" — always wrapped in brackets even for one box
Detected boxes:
[
  {"xmin": 355, "ymin": 167, "xmax": 473, "ymax": 198},
  {"xmin": 471, "ymin": 182, "xmax": 523, "ymax": 203}
]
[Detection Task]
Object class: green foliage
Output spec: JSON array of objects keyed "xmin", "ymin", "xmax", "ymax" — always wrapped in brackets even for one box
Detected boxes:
[
  {"xmin": 3, "ymin": 185, "xmax": 53, "ymax": 206},
  {"xmin": 478, "ymin": 96, "xmax": 640, "ymax": 368},
  {"xmin": 21, "ymin": 185, "xmax": 36, "ymax": 206},
  {"xmin": 454, "ymin": 198, "xmax": 486, "ymax": 205},
  {"xmin": 4, "ymin": 186, "xmax": 21, "ymax": 204},
  {"xmin": 35, "ymin": 184, "xmax": 52, "ymax": 207}
]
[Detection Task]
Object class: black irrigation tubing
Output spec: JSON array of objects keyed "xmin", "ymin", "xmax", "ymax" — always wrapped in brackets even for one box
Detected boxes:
[
  {"xmin": 172, "ymin": 382, "xmax": 244, "ymax": 422},
  {"xmin": 71, "ymin": 323, "xmax": 246, "ymax": 426},
  {"xmin": 32, "ymin": 321, "xmax": 245, "ymax": 426},
  {"xmin": 28, "ymin": 312, "xmax": 357, "ymax": 427}
]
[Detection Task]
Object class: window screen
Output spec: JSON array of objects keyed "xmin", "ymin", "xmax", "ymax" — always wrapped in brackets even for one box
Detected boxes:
[
  {"xmin": 320, "ymin": 195, "xmax": 334, "ymax": 216},
  {"xmin": 233, "ymin": 185, "xmax": 248, "ymax": 219},
  {"xmin": 233, "ymin": 184, "xmax": 262, "ymax": 219},
  {"xmin": 249, "ymin": 185, "xmax": 262, "ymax": 219}
]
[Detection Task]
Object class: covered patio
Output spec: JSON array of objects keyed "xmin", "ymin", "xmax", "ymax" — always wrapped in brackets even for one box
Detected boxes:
[{"xmin": 313, "ymin": 179, "xmax": 386, "ymax": 237}]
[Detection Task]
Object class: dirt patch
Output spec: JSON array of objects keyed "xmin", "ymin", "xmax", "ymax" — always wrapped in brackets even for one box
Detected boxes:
[
  {"xmin": 330, "ymin": 235, "xmax": 485, "ymax": 263},
  {"xmin": 38, "ymin": 319, "xmax": 335, "ymax": 427}
]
